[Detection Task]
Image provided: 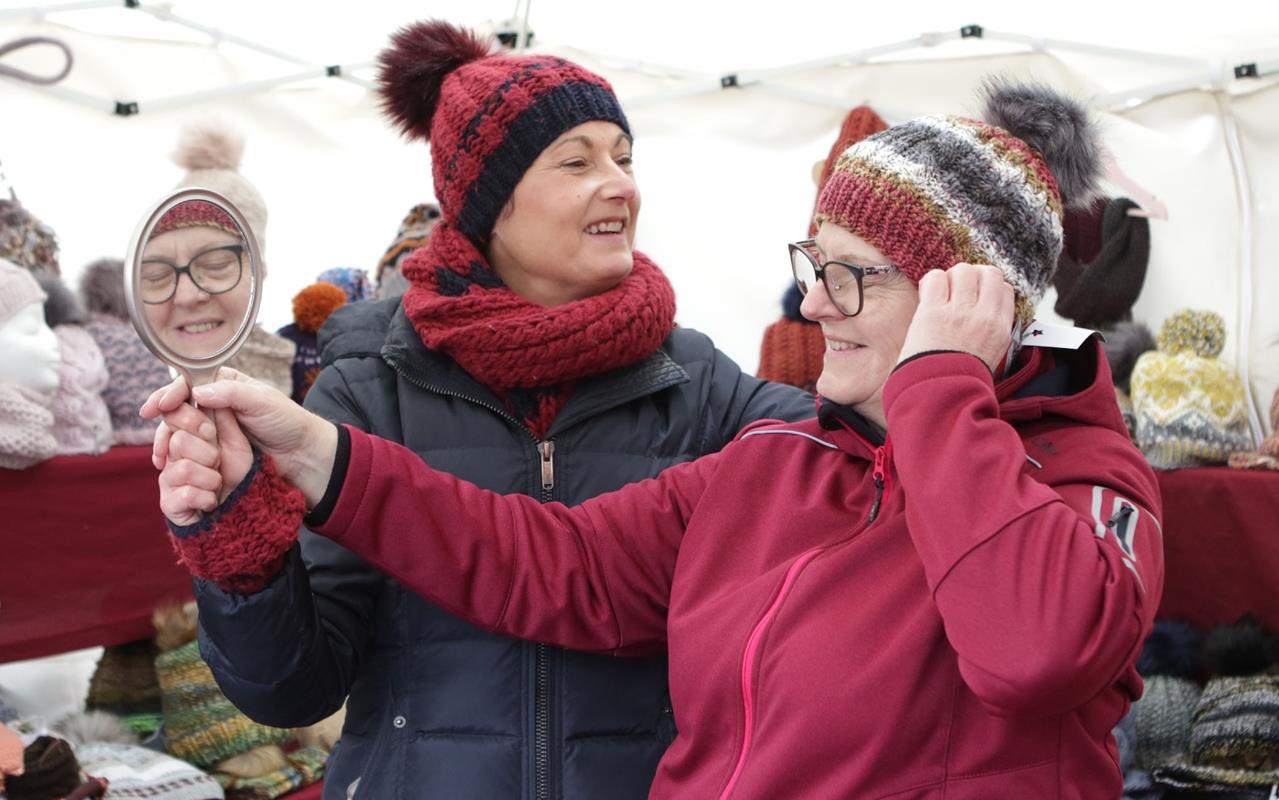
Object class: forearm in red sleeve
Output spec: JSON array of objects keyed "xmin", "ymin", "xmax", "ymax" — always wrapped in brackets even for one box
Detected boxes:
[
  {"xmin": 884, "ymin": 352, "xmax": 1163, "ymax": 717},
  {"xmin": 308, "ymin": 425, "xmax": 714, "ymax": 655}
]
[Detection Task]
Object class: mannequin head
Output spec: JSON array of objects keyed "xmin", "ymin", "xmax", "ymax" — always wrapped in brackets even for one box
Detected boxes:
[{"xmin": 0, "ymin": 261, "xmax": 61, "ymax": 394}]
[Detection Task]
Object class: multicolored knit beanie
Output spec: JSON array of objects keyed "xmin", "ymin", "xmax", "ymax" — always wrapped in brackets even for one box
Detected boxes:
[
  {"xmin": 815, "ymin": 79, "xmax": 1104, "ymax": 326},
  {"xmin": 156, "ymin": 640, "xmax": 293, "ymax": 769},
  {"xmin": 377, "ymin": 19, "xmax": 629, "ymax": 249},
  {"xmin": 0, "ymin": 199, "xmax": 59, "ymax": 274},
  {"xmin": 148, "ymin": 200, "xmax": 240, "ymax": 241},
  {"xmin": 1130, "ymin": 309, "xmax": 1253, "ymax": 468},
  {"xmin": 375, "ymin": 203, "xmax": 440, "ymax": 299}
]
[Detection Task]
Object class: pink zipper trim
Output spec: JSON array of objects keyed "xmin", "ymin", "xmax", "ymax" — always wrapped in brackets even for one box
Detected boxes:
[{"xmin": 717, "ymin": 547, "xmax": 826, "ymax": 800}]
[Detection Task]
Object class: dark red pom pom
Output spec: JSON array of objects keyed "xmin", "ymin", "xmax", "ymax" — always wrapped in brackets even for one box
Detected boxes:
[{"xmin": 376, "ymin": 19, "xmax": 493, "ymax": 141}]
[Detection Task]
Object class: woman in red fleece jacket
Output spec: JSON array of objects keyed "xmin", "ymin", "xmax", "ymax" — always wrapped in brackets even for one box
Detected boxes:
[{"xmin": 147, "ymin": 80, "xmax": 1163, "ymax": 799}]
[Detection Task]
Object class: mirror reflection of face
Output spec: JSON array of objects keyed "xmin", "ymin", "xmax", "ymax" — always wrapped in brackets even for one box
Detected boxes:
[{"xmin": 141, "ymin": 224, "xmax": 251, "ymax": 360}]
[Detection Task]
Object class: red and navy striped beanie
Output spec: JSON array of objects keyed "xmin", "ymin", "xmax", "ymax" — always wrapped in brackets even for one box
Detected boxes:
[
  {"xmin": 815, "ymin": 79, "xmax": 1105, "ymax": 325},
  {"xmin": 377, "ymin": 20, "xmax": 630, "ymax": 248}
]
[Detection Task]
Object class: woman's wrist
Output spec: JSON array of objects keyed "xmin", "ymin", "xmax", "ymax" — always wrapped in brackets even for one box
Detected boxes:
[{"xmin": 284, "ymin": 416, "xmax": 339, "ymax": 510}]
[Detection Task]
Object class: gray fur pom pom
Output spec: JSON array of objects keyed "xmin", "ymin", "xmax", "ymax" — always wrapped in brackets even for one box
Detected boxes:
[
  {"xmin": 1102, "ymin": 320, "xmax": 1156, "ymax": 394},
  {"xmin": 34, "ymin": 269, "xmax": 85, "ymax": 327},
  {"xmin": 79, "ymin": 257, "xmax": 129, "ymax": 320},
  {"xmin": 981, "ymin": 78, "xmax": 1103, "ymax": 209},
  {"xmin": 52, "ymin": 710, "xmax": 139, "ymax": 746}
]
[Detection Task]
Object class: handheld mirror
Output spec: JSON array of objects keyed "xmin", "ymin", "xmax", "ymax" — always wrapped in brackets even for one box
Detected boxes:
[{"xmin": 124, "ymin": 188, "xmax": 262, "ymax": 389}]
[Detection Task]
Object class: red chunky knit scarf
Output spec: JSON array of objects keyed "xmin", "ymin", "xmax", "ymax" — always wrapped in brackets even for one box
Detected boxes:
[{"xmin": 401, "ymin": 223, "xmax": 676, "ymax": 438}]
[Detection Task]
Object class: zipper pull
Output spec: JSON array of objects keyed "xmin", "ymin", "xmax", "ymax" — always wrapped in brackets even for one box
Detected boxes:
[
  {"xmin": 868, "ymin": 445, "xmax": 887, "ymax": 523},
  {"xmin": 538, "ymin": 440, "xmax": 555, "ymax": 497}
]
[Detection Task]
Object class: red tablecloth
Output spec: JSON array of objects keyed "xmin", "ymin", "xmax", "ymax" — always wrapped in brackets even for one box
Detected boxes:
[
  {"xmin": 0, "ymin": 446, "xmax": 194, "ymax": 663},
  {"xmin": 1155, "ymin": 466, "xmax": 1279, "ymax": 631}
]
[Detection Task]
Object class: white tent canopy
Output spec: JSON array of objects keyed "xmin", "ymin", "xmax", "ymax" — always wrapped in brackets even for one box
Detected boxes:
[{"xmin": 2, "ymin": 0, "xmax": 1278, "ymax": 442}]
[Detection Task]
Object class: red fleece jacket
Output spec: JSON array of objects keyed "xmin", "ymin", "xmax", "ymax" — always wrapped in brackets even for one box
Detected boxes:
[{"xmin": 298, "ymin": 343, "xmax": 1161, "ymax": 798}]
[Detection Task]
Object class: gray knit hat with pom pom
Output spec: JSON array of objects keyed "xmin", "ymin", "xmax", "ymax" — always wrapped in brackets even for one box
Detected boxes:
[{"xmin": 815, "ymin": 78, "xmax": 1103, "ymax": 325}]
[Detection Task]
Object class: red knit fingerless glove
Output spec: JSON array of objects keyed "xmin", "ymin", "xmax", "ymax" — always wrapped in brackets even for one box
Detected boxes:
[{"xmin": 167, "ymin": 451, "xmax": 306, "ymax": 593}]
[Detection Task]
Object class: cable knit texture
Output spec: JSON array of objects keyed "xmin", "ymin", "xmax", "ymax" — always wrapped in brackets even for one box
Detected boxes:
[
  {"xmin": 0, "ymin": 384, "xmax": 56, "ymax": 469},
  {"xmin": 51, "ymin": 324, "xmax": 112, "ymax": 455},
  {"xmin": 83, "ymin": 313, "xmax": 171, "ymax": 445},
  {"xmin": 225, "ymin": 325, "xmax": 296, "ymax": 399},
  {"xmin": 168, "ymin": 451, "xmax": 305, "ymax": 593}
]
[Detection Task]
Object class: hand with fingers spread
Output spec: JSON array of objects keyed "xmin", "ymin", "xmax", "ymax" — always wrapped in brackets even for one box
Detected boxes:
[{"xmin": 897, "ymin": 263, "xmax": 1016, "ymax": 376}]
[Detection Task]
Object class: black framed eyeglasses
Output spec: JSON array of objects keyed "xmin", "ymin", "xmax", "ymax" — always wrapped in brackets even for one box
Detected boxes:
[
  {"xmin": 788, "ymin": 239, "xmax": 897, "ymax": 317},
  {"xmin": 140, "ymin": 244, "xmax": 245, "ymax": 304}
]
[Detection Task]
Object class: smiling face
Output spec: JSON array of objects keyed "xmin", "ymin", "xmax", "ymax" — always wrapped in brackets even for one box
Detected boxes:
[
  {"xmin": 0, "ymin": 301, "xmax": 62, "ymax": 394},
  {"xmin": 141, "ymin": 226, "xmax": 251, "ymax": 360},
  {"xmin": 486, "ymin": 120, "xmax": 640, "ymax": 306},
  {"xmin": 801, "ymin": 222, "xmax": 920, "ymax": 429}
]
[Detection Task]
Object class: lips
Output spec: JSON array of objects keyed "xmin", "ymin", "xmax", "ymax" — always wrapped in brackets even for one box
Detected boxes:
[{"xmin": 824, "ymin": 338, "xmax": 863, "ymax": 352}]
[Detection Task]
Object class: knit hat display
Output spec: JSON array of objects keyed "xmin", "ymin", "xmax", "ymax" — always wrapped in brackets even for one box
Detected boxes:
[
  {"xmin": 50, "ymin": 325, "xmax": 113, "ymax": 456},
  {"xmin": 0, "ymin": 258, "xmax": 47, "ymax": 325},
  {"xmin": 1130, "ymin": 309, "xmax": 1253, "ymax": 468},
  {"xmin": 215, "ymin": 746, "xmax": 326, "ymax": 800},
  {"xmin": 375, "ymin": 202, "xmax": 440, "ymax": 299},
  {"xmin": 0, "ymin": 198, "xmax": 59, "ymax": 274},
  {"xmin": 757, "ymin": 285, "xmax": 824, "ymax": 393},
  {"xmin": 1053, "ymin": 197, "xmax": 1151, "ymax": 328},
  {"xmin": 170, "ymin": 124, "xmax": 266, "ymax": 259},
  {"xmin": 276, "ymin": 282, "xmax": 347, "ymax": 403},
  {"xmin": 156, "ymin": 640, "xmax": 293, "ymax": 769},
  {"xmin": 314, "ymin": 267, "xmax": 372, "ymax": 303},
  {"xmin": 4, "ymin": 736, "xmax": 82, "ymax": 799},
  {"xmin": 224, "ymin": 326, "xmax": 295, "ymax": 399},
  {"xmin": 83, "ymin": 312, "xmax": 172, "ymax": 445},
  {"xmin": 809, "ymin": 105, "xmax": 889, "ymax": 238},
  {"xmin": 86, "ymin": 640, "xmax": 164, "ymax": 734},
  {"xmin": 0, "ymin": 262, "xmax": 58, "ymax": 469},
  {"xmin": 814, "ymin": 80, "xmax": 1104, "ymax": 326},
  {"xmin": 74, "ymin": 742, "xmax": 224, "ymax": 800},
  {"xmin": 1228, "ymin": 387, "xmax": 1279, "ymax": 472},
  {"xmin": 1154, "ymin": 674, "xmax": 1279, "ymax": 791},
  {"xmin": 377, "ymin": 19, "xmax": 628, "ymax": 249}
]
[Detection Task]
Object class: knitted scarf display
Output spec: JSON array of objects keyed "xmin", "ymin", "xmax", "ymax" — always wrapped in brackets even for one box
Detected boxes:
[
  {"xmin": 0, "ymin": 384, "xmax": 57, "ymax": 469},
  {"xmin": 401, "ymin": 223, "xmax": 676, "ymax": 438}
]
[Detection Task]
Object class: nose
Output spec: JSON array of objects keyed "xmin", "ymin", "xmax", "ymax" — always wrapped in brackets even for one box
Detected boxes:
[
  {"xmin": 601, "ymin": 162, "xmax": 637, "ymax": 203},
  {"xmin": 171, "ymin": 272, "xmax": 210, "ymax": 307},
  {"xmin": 799, "ymin": 278, "xmax": 840, "ymax": 322}
]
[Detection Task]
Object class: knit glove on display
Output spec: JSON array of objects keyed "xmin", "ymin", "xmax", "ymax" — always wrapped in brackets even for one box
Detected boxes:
[{"xmin": 167, "ymin": 451, "xmax": 305, "ymax": 593}]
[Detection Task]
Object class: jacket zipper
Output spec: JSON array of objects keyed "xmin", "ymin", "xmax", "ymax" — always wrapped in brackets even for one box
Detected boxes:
[
  {"xmin": 719, "ymin": 446, "xmax": 890, "ymax": 799},
  {"xmin": 385, "ymin": 356, "xmax": 558, "ymax": 800},
  {"xmin": 535, "ymin": 439, "xmax": 555, "ymax": 800},
  {"xmin": 868, "ymin": 443, "xmax": 890, "ymax": 523}
]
